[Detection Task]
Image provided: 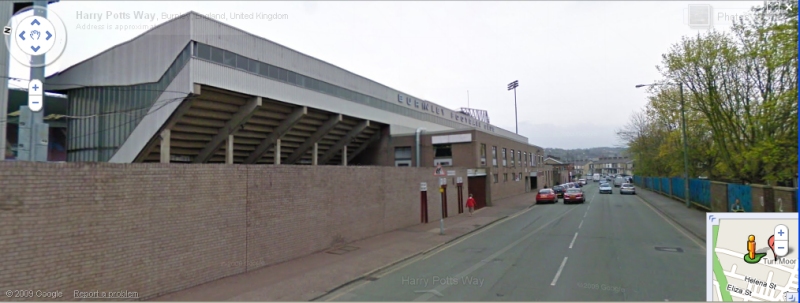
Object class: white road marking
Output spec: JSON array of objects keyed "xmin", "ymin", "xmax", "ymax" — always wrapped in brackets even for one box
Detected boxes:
[
  {"xmin": 584, "ymin": 211, "xmax": 588, "ymax": 218},
  {"xmin": 569, "ymin": 232, "xmax": 578, "ymax": 249},
  {"xmin": 412, "ymin": 206, "xmax": 581, "ymax": 301},
  {"xmin": 550, "ymin": 257, "xmax": 569, "ymax": 286},
  {"xmin": 578, "ymin": 220, "xmax": 583, "ymax": 229}
]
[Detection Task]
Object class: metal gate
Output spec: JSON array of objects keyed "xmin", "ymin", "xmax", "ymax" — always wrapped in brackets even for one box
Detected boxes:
[{"xmin": 468, "ymin": 176, "xmax": 487, "ymax": 210}]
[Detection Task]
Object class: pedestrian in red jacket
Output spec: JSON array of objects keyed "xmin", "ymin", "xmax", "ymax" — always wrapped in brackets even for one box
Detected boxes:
[{"xmin": 466, "ymin": 194, "xmax": 476, "ymax": 216}]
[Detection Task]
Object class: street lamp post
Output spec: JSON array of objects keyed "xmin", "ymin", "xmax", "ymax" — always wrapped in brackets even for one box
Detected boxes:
[
  {"xmin": 507, "ymin": 80, "xmax": 519, "ymax": 134},
  {"xmin": 635, "ymin": 82, "xmax": 691, "ymax": 208}
]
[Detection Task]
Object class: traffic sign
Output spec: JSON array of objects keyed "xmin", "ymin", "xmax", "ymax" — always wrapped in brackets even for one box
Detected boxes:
[{"xmin": 434, "ymin": 164, "xmax": 446, "ymax": 176}]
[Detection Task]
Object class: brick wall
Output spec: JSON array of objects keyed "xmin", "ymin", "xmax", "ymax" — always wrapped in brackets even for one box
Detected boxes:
[{"xmin": 0, "ymin": 162, "xmax": 468, "ymax": 301}]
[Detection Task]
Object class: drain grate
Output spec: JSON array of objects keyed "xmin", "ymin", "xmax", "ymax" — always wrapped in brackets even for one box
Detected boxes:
[{"xmin": 655, "ymin": 247, "xmax": 684, "ymax": 253}]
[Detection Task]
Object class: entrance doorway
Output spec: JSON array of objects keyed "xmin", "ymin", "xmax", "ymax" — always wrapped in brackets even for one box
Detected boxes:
[
  {"xmin": 467, "ymin": 176, "xmax": 487, "ymax": 210},
  {"xmin": 530, "ymin": 176, "xmax": 538, "ymax": 190}
]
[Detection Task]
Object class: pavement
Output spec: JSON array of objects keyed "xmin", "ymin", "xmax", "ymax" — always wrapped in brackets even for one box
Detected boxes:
[
  {"xmin": 314, "ymin": 183, "xmax": 708, "ymax": 302},
  {"xmin": 152, "ymin": 190, "xmax": 538, "ymax": 302},
  {"xmin": 634, "ymin": 186, "xmax": 708, "ymax": 242},
  {"xmin": 155, "ymin": 183, "xmax": 709, "ymax": 302}
]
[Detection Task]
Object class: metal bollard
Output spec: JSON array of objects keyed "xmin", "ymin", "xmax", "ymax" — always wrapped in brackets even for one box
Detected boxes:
[{"xmin": 440, "ymin": 218, "xmax": 444, "ymax": 235}]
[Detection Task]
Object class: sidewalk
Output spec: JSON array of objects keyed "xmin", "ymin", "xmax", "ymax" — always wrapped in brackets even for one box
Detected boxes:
[
  {"xmin": 636, "ymin": 187, "xmax": 708, "ymax": 242},
  {"xmin": 152, "ymin": 192, "xmax": 538, "ymax": 302}
]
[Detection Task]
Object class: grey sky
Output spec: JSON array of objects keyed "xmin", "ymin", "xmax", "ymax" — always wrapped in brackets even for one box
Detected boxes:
[{"xmin": 7, "ymin": 1, "xmax": 764, "ymax": 149}]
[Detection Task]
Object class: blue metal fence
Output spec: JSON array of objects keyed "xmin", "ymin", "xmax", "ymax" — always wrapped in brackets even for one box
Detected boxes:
[
  {"xmin": 634, "ymin": 176, "xmax": 714, "ymax": 210},
  {"xmin": 689, "ymin": 179, "xmax": 711, "ymax": 209},
  {"xmin": 727, "ymin": 183, "xmax": 752, "ymax": 212},
  {"xmin": 671, "ymin": 177, "xmax": 685, "ymax": 199}
]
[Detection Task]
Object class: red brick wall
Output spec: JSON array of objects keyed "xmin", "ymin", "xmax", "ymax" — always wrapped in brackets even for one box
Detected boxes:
[{"xmin": 0, "ymin": 162, "xmax": 468, "ymax": 300}]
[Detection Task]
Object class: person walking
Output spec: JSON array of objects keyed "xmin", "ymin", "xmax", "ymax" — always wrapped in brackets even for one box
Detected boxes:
[{"xmin": 466, "ymin": 194, "xmax": 476, "ymax": 216}]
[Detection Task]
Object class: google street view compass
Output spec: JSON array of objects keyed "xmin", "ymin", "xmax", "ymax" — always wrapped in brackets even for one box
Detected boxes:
[{"xmin": 3, "ymin": 6, "xmax": 67, "ymax": 67}]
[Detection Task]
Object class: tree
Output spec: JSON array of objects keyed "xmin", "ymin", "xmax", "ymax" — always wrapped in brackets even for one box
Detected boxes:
[{"xmin": 621, "ymin": 1, "xmax": 797, "ymax": 184}]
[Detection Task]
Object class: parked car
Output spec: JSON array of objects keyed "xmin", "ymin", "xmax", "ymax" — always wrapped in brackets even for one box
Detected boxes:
[
  {"xmin": 552, "ymin": 185, "xmax": 566, "ymax": 198},
  {"xmin": 620, "ymin": 183, "xmax": 636, "ymax": 195},
  {"xmin": 536, "ymin": 189, "xmax": 558, "ymax": 204},
  {"xmin": 578, "ymin": 179, "xmax": 587, "ymax": 185},
  {"xmin": 564, "ymin": 188, "xmax": 585, "ymax": 204},
  {"xmin": 599, "ymin": 183, "xmax": 613, "ymax": 194}
]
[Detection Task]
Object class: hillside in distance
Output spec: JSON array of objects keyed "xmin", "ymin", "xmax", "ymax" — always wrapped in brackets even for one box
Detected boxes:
[{"xmin": 544, "ymin": 147, "xmax": 629, "ymax": 162}]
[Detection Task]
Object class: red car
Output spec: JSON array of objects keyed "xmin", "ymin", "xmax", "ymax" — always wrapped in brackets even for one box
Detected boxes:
[
  {"xmin": 536, "ymin": 189, "xmax": 558, "ymax": 204},
  {"xmin": 564, "ymin": 188, "xmax": 585, "ymax": 204}
]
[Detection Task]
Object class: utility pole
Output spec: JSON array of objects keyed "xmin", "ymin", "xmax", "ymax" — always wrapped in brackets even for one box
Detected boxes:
[
  {"xmin": 679, "ymin": 83, "xmax": 690, "ymax": 208},
  {"xmin": 507, "ymin": 80, "xmax": 519, "ymax": 134}
]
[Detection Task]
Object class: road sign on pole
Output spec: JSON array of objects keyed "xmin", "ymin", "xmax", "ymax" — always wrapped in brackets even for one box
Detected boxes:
[{"xmin": 434, "ymin": 164, "xmax": 446, "ymax": 176}]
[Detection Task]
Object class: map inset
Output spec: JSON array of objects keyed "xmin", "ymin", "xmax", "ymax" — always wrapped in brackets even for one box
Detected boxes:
[{"xmin": 708, "ymin": 213, "xmax": 798, "ymax": 301}]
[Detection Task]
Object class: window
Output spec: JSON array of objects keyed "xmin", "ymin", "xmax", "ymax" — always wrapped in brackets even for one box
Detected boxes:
[
  {"xmin": 480, "ymin": 144, "xmax": 487, "ymax": 167},
  {"xmin": 434, "ymin": 144, "xmax": 452, "ymax": 158},
  {"xmin": 211, "ymin": 47, "xmax": 223, "ymax": 63},
  {"xmin": 523, "ymin": 152, "xmax": 527, "ymax": 167},
  {"xmin": 269, "ymin": 65, "xmax": 281, "ymax": 80},
  {"xmin": 493, "ymin": 174, "xmax": 499, "ymax": 183},
  {"xmin": 258, "ymin": 62, "xmax": 269, "ymax": 77},
  {"xmin": 395, "ymin": 146, "xmax": 412, "ymax": 167},
  {"xmin": 223, "ymin": 50, "xmax": 236, "ymax": 66},
  {"xmin": 518, "ymin": 151, "xmax": 521, "ymax": 165},
  {"xmin": 248, "ymin": 58, "xmax": 259, "ymax": 74},
  {"xmin": 196, "ymin": 43, "xmax": 211, "ymax": 60},
  {"xmin": 503, "ymin": 173, "xmax": 508, "ymax": 182},
  {"xmin": 492, "ymin": 146, "xmax": 498, "ymax": 167},
  {"xmin": 287, "ymin": 71, "xmax": 297, "ymax": 85},
  {"xmin": 395, "ymin": 146, "xmax": 412, "ymax": 160},
  {"xmin": 279, "ymin": 68, "xmax": 288, "ymax": 82},
  {"xmin": 519, "ymin": 173, "xmax": 522, "ymax": 181},
  {"xmin": 236, "ymin": 55, "xmax": 249, "ymax": 70},
  {"xmin": 502, "ymin": 148, "xmax": 507, "ymax": 166},
  {"xmin": 510, "ymin": 149, "xmax": 515, "ymax": 166}
]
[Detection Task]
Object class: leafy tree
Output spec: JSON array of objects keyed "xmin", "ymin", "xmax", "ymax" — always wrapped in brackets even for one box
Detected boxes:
[{"xmin": 618, "ymin": 1, "xmax": 798, "ymax": 185}]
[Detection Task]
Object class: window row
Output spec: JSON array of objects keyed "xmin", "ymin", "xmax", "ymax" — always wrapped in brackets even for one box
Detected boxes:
[
  {"xmin": 488, "ymin": 145, "xmax": 540, "ymax": 168},
  {"xmin": 492, "ymin": 172, "xmax": 524, "ymax": 183},
  {"xmin": 192, "ymin": 42, "xmax": 388, "ymax": 108}
]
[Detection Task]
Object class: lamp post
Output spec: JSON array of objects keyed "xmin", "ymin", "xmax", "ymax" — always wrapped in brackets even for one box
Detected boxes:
[
  {"xmin": 507, "ymin": 80, "xmax": 519, "ymax": 134},
  {"xmin": 635, "ymin": 82, "xmax": 691, "ymax": 208}
]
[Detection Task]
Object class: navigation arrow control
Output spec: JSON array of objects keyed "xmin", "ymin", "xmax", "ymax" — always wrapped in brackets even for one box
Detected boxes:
[
  {"xmin": 45, "ymin": 31, "xmax": 52, "ymax": 40},
  {"xmin": 31, "ymin": 46, "xmax": 40, "ymax": 52},
  {"xmin": 30, "ymin": 19, "xmax": 40, "ymax": 26},
  {"xmin": 18, "ymin": 30, "xmax": 25, "ymax": 41}
]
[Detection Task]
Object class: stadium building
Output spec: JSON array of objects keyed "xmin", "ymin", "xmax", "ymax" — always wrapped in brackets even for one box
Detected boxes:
[{"xmin": 11, "ymin": 11, "xmax": 552, "ymax": 203}]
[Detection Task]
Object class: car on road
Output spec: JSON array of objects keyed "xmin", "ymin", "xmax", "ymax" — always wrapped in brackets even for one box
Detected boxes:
[
  {"xmin": 614, "ymin": 176, "xmax": 626, "ymax": 187},
  {"xmin": 578, "ymin": 179, "xmax": 586, "ymax": 185},
  {"xmin": 599, "ymin": 183, "xmax": 613, "ymax": 194},
  {"xmin": 563, "ymin": 188, "xmax": 585, "ymax": 204},
  {"xmin": 552, "ymin": 185, "xmax": 566, "ymax": 198},
  {"xmin": 536, "ymin": 189, "xmax": 558, "ymax": 204},
  {"xmin": 620, "ymin": 183, "xmax": 636, "ymax": 195}
]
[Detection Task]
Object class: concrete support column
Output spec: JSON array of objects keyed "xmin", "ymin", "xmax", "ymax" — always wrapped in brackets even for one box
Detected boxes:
[
  {"xmin": 226, "ymin": 135, "xmax": 234, "ymax": 164},
  {"xmin": 274, "ymin": 139, "xmax": 281, "ymax": 165},
  {"xmin": 160, "ymin": 129, "xmax": 170, "ymax": 163},
  {"xmin": 342, "ymin": 146, "xmax": 347, "ymax": 166},
  {"xmin": 312, "ymin": 143, "xmax": 318, "ymax": 166}
]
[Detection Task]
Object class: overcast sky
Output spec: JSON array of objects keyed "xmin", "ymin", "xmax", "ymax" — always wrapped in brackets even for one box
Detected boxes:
[{"xmin": 7, "ymin": 1, "xmax": 764, "ymax": 149}]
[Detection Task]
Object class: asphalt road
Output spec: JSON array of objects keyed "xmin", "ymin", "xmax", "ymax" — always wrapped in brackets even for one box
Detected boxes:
[{"xmin": 316, "ymin": 182, "xmax": 707, "ymax": 302}]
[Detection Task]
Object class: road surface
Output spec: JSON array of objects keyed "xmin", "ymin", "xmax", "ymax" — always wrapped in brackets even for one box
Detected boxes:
[{"xmin": 316, "ymin": 183, "xmax": 707, "ymax": 301}]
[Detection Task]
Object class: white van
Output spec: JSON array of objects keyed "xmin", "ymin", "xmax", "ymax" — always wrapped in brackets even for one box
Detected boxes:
[
  {"xmin": 614, "ymin": 176, "xmax": 626, "ymax": 187},
  {"xmin": 593, "ymin": 174, "xmax": 601, "ymax": 182}
]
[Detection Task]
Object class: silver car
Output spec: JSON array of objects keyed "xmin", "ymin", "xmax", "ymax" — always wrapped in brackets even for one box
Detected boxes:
[
  {"xmin": 620, "ymin": 183, "xmax": 636, "ymax": 195},
  {"xmin": 599, "ymin": 183, "xmax": 613, "ymax": 194}
]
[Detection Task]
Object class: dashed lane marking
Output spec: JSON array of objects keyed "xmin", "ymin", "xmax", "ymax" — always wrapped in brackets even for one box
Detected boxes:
[
  {"xmin": 550, "ymin": 257, "xmax": 569, "ymax": 286},
  {"xmin": 569, "ymin": 232, "xmax": 578, "ymax": 249}
]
